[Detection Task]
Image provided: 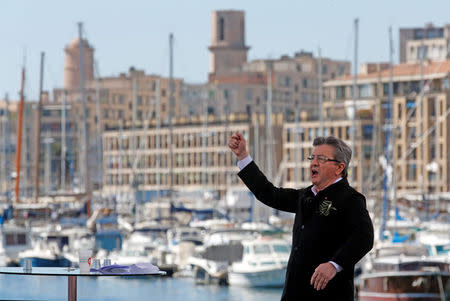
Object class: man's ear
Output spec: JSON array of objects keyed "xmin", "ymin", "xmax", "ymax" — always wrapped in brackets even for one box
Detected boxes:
[{"xmin": 336, "ymin": 163, "xmax": 345, "ymax": 176}]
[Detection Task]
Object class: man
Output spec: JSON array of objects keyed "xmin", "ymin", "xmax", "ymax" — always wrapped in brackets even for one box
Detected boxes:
[{"xmin": 228, "ymin": 133, "xmax": 374, "ymax": 300}]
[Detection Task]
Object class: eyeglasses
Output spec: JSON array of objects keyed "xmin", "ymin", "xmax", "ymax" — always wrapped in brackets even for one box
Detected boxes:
[{"xmin": 307, "ymin": 155, "xmax": 341, "ymax": 164}]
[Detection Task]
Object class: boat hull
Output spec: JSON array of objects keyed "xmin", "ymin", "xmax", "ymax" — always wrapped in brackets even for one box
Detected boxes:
[
  {"xmin": 358, "ymin": 292, "xmax": 443, "ymax": 301},
  {"xmin": 228, "ymin": 267, "xmax": 286, "ymax": 287},
  {"xmin": 19, "ymin": 257, "xmax": 71, "ymax": 267},
  {"xmin": 358, "ymin": 272, "xmax": 449, "ymax": 301}
]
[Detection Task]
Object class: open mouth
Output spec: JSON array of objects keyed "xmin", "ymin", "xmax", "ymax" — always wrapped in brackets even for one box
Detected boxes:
[{"xmin": 311, "ymin": 170, "xmax": 319, "ymax": 176}]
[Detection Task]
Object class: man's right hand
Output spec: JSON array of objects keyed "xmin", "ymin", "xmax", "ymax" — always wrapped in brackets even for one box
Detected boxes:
[{"xmin": 228, "ymin": 132, "xmax": 249, "ymax": 160}]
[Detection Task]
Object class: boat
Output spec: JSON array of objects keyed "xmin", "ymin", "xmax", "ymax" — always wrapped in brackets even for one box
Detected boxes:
[
  {"xmin": 18, "ymin": 239, "xmax": 70, "ymax": 267},
  {"xmin": 188, "ymin": 256, "xmax": 228, "ymax": 285},
  {"xmin": 0, "ymin": 223, "xmax": 31, "ymax": 266},
  {"xmin": 187, "ymin": 228, "xmax": 256, "ymax": 285},
  {"xmin": 227, "ymin": 237, "xmax": 290, "ymax": 287},
  {"xmin": 357, "ymin": 257, "xmax": 449, "ymax": 301}
]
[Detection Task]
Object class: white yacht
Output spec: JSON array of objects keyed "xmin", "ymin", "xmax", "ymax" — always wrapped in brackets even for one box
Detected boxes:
[
  {"xmin": 0, "ymin": 224, "xmax": 31, "ymax": 266},
  {"xmin": 228, "ymin": 237, "xmax": 290, "ymax": 287}
]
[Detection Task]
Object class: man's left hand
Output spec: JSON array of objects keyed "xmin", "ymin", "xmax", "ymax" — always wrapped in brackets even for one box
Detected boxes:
[{"xmin": 310, "ymin": 262, "xmax": 337, "ymax": 290}]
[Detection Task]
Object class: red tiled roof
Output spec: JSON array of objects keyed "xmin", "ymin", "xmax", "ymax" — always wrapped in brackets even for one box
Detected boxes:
[{"xmin": 333, "ymin": 60, "xmax": 450, "ymax": 82}]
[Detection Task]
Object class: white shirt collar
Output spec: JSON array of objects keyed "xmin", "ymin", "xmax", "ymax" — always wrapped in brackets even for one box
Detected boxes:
[{"xmin": 311, "ymin": 177, "xmax": 342, "ymax": 196}]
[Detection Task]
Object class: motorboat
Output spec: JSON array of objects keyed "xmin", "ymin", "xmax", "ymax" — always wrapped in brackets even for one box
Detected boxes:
[
  {"xmin": 0, "ymin": 223, "xmax": 31, "ymax": 266},
  {"xmin": 358, "ymin": 256, "xmax": 449, "ymax": 301},
  {"xmin": 228, "ymin": 237, "xmax": 290, "ymax": 287}
]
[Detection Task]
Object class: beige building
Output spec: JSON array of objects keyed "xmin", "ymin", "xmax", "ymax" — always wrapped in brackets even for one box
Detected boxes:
[
  {"xmin": 101, "ymin": 113, "xmax": 284, "ymax": 199},
  {"xmin": 399, "ymin": 23, "xmax": 450, "ymax": 64},
  {"xmin": 323, "ymin": 60, "xmax": 450, "ymax": 198},
  {"xmin": 282, "ymin": 119, "xmax": 374, "ymax": 194},
  {"xmin": 50, "ymin": 38, "xmax": 183, "ymax": 189},
  {"xmin": 180, "ymin": 10, "xmax": 350, "ymax": 123}
]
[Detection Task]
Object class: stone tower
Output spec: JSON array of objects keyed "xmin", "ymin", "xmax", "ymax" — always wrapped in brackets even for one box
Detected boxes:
[
  {"xmin": 209, "ymin": 10, "xmax": 249, "ymax": 80},
  {"xmin": 64, "ymin": 37, "xmax": 94, "ymax": 91}
]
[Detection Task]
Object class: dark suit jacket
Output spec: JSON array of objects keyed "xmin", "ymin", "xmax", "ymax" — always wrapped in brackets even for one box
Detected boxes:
[{"xmin": 238, "ymin": 161, "xmax": 374, "ymax": 301}]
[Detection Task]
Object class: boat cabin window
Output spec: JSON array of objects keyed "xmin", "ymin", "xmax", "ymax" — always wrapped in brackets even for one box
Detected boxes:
[
  {"xmin": 253, "ymin": 244, "xmax": 271, "ymax": 254},
  {"xmin": 5, "ymin": 234, "xmax": 27, "ymax": 246},
  {"xmin": 435, "ymin": 244, "xmax": 450, "ymax": 255},
  {"xmin": 273, "ymin": 244, "xmax": 290, "ymax": 254}
]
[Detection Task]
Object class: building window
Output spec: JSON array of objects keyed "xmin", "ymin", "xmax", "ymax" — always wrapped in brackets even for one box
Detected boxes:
[
  {"xmin": 246, "ymin": 88, "xmax": 253, "ymax": 101},
  {"xmin": 414, "ymin": 29, "xmax": 424, "ymax": 39},
  {"xmin": 285, "ymin": 76, "xmax": 291, "ymax": 87},
  {"xmin": 363, "ymin": 125, "xmax": 373, "ymax": 139},
  {"xmin": 407, "ymin": 164, "xmax": 416, "ymax": 180},
  {"xmin": 336, "ymin": 86, "xmax": 345, "ymax": 99},
  {"xmin": 219, "ymin": 17, "xmax": 225, "ymax": 41},
  {"xmin": 358, "ymin": 84, "xmax": 371, "ymax": 98},
  {"xmin": 303, "ymin": 79, "xmax": 308, "ymax": 88}
]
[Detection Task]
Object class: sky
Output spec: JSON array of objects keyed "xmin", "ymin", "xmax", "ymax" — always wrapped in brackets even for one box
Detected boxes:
[{"xmin": 1, "ymin": 0, "xmax": 449, "ymax": 101}]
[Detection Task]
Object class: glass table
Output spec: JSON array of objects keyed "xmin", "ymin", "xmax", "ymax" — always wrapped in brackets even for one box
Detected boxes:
[{"xmin": 0, "ymin": 267, "xmax": 166, "ymax": 301}]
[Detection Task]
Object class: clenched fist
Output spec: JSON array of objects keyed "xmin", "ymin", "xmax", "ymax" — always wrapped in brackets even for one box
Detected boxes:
[{"xmin": 228, "ymin": 132, "xmax": 249, "ymax": 160}]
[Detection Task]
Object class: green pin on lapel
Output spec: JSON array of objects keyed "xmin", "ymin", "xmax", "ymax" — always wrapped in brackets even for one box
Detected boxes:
[{"xmin": 319, "ymin": 197, "xmax": 337, "ymax": 216}]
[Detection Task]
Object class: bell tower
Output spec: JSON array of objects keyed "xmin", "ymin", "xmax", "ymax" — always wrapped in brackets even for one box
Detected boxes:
[
  {"xmin": 64, "ymin": 37, "xmax": 94, "ymax": 91},
  {"xmin": 209, "ymin": 10, "xmax": 249, "ymax": 80}
]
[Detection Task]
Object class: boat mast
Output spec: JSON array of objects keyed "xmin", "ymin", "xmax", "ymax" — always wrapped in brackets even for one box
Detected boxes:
[
  {"xmin": 14, "ymin": 66, "xmax": 25, "ymax": 203},
  {"xmin": 78, "ymin": 22, "xmax": 89, "ymax": 196},
  {"xmin": 318, "ymin": 47, "xmax": 324, "ymax": 136},
  {"xmin": 168, "ymin": 33, "xmax": 174, "ymax": 198},
  {"xmin": 351, "ymin": 18, "xmax": 358, "ymax": 185},
  {"xmin": 61, "ymin": 91, "xmax": 67, "ymax": 192},
  {"xmin": 381, "ymin": 27, "xmax": 394, "ymax": 241},
  {"xmin": 94, "ymin": 60, "xmax": 103, "ymax": 190},
  {"xmin": 34, "ymin": 52, "xmax": 45, "ymax": 202},
  {"xmin": 155, "ymin": 79, "xmax": 161, "ymax": 199},
  {"xmin": 131, "ymin": 72, "xmax": 138, "ymax": 222},
  {"xmin": 266, "ymin": 67, "xmax": 273, "ymax": 181},
  {"xmin": 294, "ymin": 108, "xmax": 301, "ymax": 186},
  {"xmin": 202, "ymin": 87, "xmax": 208, "ymax": 191},
  {"xmin": 1, "ymin": 94, "xmax": 10, "ymax": 200}
]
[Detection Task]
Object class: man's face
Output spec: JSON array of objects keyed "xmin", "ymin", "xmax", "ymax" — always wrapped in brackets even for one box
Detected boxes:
[{"xmin": 310, "ymin": 144, "xmax": 343, "ymax": 189}]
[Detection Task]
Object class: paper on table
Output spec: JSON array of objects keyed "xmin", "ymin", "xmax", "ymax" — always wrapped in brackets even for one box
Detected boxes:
[
  {"xmin": 90, "ymin": 262, "xmax": 160, "ymax": 274},
  {"xmin": 129, "ymin": 262, "xmax": 160, "ymax": 274}
]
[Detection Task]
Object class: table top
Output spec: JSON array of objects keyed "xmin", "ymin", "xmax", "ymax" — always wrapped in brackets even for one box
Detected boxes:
[{"xmin": 0, "ymin": 267, "xmax": 167, "ymax": 277}]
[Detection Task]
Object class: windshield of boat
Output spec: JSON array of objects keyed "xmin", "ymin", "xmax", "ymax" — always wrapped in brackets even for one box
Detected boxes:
[
  {"xmin": 273, "ymin": 244, "xmax": 290, "ymax": 254},
  {"xmin": 253, "ymin": 244, "xmax": 271, "ymax": 254}
]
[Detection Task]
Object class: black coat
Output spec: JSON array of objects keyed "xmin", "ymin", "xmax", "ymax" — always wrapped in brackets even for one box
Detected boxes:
[{"xmin": 238, "ymin": 161, "xmax": 374, "ymax": 301}]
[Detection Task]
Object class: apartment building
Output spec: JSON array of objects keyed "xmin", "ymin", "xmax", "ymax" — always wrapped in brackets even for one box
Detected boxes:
[
  {"xmin": 49, "ymin": 37, "xmax": 183, "ymax": 189},
  {"xmin": 188, "ymin": 10, "xmax": 351, "ymax": 122},
  {"xmin": 282, "ymin": 119, "xmax": 374, "ymax": 194},
  {"xmin": 399, "ymin": 23, "xmax": 450, "ymax": 63},
  {"xmin": 101, "ymin": 113, "xmax": 284, "ymax": 199},
  {"xmin": 323, "ymin": 60, "xmax": 450, "ymax": 197}
]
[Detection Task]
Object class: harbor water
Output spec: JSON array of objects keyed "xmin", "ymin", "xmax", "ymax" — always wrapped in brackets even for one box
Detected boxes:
[{"xmin": 0, "ymin": 275, "xmax": 283, "ymax": 300}]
